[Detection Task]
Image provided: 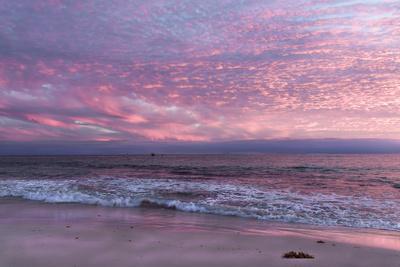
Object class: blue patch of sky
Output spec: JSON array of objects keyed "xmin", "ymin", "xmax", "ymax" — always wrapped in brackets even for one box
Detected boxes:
[
  {"xmin": 290, "ymin": 13, "xmax": 355, "ymax": 23},
  {"xmin": 305, "ymin": 0, "xmax": 387, "ymax": 11}
]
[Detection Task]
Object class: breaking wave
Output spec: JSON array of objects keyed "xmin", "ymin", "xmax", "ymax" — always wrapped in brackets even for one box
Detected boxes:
[{"xmin": 0, "ymin": 177, "xmax": 399, "ymax": 231}]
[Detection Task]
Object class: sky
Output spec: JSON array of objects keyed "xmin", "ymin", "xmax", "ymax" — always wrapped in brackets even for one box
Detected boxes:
[{"xmin": 0, "ymin": 0, "xmax": 400, "ymax": 153}]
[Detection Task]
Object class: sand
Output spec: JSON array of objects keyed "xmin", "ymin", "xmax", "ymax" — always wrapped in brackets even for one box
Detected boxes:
[{"xmin": 0, "ymin": 198, "xmax": 399, "ymax": 267}]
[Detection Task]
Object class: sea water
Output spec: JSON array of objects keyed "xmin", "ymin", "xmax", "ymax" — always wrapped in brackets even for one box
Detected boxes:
[{"xmin": 0, "ymin": 154, "xmax": 399, "ymax": 231}]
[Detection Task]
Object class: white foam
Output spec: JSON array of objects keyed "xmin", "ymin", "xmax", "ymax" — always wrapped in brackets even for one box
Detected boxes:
[{"xmin": 0, "ymin": 178, "xmax": 399, "ymax": 231}]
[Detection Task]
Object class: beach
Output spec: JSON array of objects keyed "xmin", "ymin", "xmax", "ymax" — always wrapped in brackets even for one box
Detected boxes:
[
  {"xmin": 1, "ymin": 198, "xmax": 399, "ymax": 267},
  {"xmin": 2, "ymin": 0, "xmax": 400, "ymax": 265}
]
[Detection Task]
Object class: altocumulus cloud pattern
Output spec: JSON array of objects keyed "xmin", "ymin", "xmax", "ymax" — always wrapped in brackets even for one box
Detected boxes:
[{"xmin": 0, "ymin": 0, "xmax": 399, "ymax": 143}]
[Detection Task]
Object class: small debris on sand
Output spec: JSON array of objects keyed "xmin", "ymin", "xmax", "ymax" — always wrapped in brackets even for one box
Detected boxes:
[
  {"xmin": 75, "ymin": 237, "xmax": 79, "ymax": 240},
  {"xmin": 65, "ymin": 225, "xmax": 71, "ymax": 228},
  {"xmin": 316, "ymin": 240, "xmax": 325, "ymax": 244},
  {"xmin": 283, "ymin": 251, "xmax": 314, "ymax": 259}
]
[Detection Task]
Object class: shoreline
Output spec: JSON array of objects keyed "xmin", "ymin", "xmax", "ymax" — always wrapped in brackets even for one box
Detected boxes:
[{"xmin": 1, "ymin": 199, "xmax": 399, "ymax": 266}]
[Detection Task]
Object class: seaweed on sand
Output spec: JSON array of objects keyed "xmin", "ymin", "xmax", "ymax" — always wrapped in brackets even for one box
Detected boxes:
[{"xmin": 283, "ymin": 251, "xmax": 314, "ymax": 259}]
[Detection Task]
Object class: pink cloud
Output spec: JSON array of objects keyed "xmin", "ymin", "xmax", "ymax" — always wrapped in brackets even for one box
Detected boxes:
[{"xmin": 0, "ymin": 0, "xmax": 399, "ymax": 142}]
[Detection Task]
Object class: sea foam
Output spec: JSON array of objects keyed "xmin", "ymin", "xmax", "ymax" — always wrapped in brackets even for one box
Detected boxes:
[{"xmin": 0, "ymin": 178, "xmax": 399, "ymax": 231}]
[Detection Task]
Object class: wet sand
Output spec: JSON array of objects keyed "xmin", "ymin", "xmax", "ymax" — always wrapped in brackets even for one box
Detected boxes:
[{"xmin": 0, "ymin": 199, "xmax": 399, "ymax": 267}]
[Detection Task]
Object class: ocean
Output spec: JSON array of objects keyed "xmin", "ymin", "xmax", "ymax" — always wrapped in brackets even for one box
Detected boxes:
[{"xmin": 0, "ymin": 154, "xmax": 399, "ymax": 231}]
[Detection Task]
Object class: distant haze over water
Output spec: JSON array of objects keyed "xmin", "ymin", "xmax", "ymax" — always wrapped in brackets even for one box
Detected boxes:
[{"xmin": 1, "ymin": 139, "xmax": 400, "ymax": 155}]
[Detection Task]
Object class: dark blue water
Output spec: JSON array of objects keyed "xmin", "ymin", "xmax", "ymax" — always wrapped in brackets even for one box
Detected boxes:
[{"xmin": 0, "ymin": 154, "xmax": 399, "ymax": 230}]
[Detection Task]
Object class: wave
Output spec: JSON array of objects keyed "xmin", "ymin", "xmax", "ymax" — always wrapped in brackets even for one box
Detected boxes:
[{"xmin": 0, "ymin": 178, "xmax": 399, "ymax": 231}]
